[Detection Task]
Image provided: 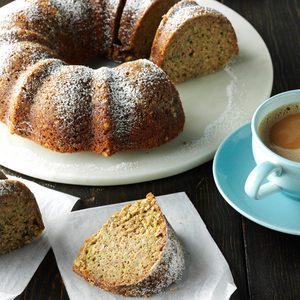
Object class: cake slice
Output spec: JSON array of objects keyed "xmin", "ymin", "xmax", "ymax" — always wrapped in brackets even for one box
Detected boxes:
[
  {"xmin": 0, "ymin": 171, "xmax": 45, "ymax": 255},
  {"xmin": 100, "ymin": 0, "xmax": 127, "ymax": 57},
  {"xmin": 150, "ymin": 0, "xmax": 239, "ymax": 83},
  {"xmin": 73, "ymin": 193, "xmax": 185, "ymax": 297},
  {"xmin": 112, "ymin": 0, "xmax": 180, "ymax": 61}
]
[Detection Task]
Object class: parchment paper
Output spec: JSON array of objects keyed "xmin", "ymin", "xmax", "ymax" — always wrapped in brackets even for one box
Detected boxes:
[
  {"xmin": 0, "ymin": 177, "xmax": 78, "ymax": 300},
  {"xmin": 47, "ymin": 192, "xmax": 237, "ymax": 300}
]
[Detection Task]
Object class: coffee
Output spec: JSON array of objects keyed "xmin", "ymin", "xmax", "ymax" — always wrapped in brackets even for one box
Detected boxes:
[{"xmin": 259, "ymin": 103, "xmax": 300, "ymax": 162}]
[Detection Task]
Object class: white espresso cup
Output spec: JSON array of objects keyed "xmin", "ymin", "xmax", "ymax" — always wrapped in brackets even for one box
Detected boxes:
[{"xmin": 245, "ymin": 89, "xmax": 300, "ymax": 200}]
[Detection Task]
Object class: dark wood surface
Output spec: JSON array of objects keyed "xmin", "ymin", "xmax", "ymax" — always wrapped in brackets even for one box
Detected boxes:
[{"xmin": 1, "ymin": 0, "xmax": 300, "ymax": 299}]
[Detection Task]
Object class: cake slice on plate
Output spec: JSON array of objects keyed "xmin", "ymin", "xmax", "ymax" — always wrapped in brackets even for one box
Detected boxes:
[
  {"xmin": 150, "ymin": 0, "xmax": 239, "ymax": 83},
  {"xmin": 112, "ymin": 0, "xmax": 180, "ymax": 61}
]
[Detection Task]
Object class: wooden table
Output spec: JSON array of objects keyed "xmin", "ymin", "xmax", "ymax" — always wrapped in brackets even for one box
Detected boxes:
[{"xmin": 1, "ymin": 0, "xmax": 299, "ymax": 299}]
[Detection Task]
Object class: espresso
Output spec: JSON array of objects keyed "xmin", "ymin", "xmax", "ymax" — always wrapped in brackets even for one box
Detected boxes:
[{"xmin": 259, "ymin": 103, "xmax": 300, "ymax": 162}]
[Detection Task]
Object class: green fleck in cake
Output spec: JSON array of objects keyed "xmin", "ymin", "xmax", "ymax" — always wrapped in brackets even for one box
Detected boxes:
[
  {"xmin": 150, "ymin": 0, "xmax": 239, "ymax": 83},
  {"xmin": 0, "ymin": 171, "xmax": 45, "ymax": 255},
  {"xmin": 73, "ymin": 192, "xmax": 185, "ymax": 297}
]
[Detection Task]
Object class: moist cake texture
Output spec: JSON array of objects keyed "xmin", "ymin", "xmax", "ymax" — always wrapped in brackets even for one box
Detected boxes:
[
  {"xmin": 150, "ymin": 0, "xmax": 239, "ymax": 83},
  {"xmin": 73, "ymin": 193, "xmax": 185, "ymax": 297}
]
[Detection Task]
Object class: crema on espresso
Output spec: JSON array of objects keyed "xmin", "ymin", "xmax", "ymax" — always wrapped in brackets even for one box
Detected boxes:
[{"xmin": 259, "ymin": 103, "xmax": 300, "ymax": 162}]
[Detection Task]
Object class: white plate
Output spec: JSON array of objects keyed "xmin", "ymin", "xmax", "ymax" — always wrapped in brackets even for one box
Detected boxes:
[{"xmin": 0, "ymin": 0, "xmax": 273, "ymax": 185}]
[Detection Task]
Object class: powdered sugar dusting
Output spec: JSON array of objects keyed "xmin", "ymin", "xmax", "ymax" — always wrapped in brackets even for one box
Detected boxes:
[
  {"xmin": 133, "ymin": 222, "xmax": 185, "ymax": 296},
  {"xmin": 18, "ymin": 59, "xmax": 64, "ymax": 100},
  {"xmin": 0, "ymin": 180, "xmax": 18, "ymax": 196},
  {"xmin": 10, "ymin": 58, "xmax": 65, "ymax": 135},
  {"xmin": 125, "ymin": 0, "xmax": 153, "ymax": 12},
  {"xmin": 16, "ymin": 1, "xmax": 40, "ymax": 23},
  {"xmin": 51, "ymin": 65, "xmax": 93, "ymax": 131},
  {"xmin": 0, "ymin": 0, "xmax": 30, "ymax": 23},
  {"xmin": 0, "ymin": 38, "xmax": 54, "ymax": 72},
  {"xmin": 108, "ymin": 59, "xmax": 168, "ymax": 139},
  {"xmin": 197, "ymin": 63, "xmax": 247, "ymax": 145},
  {"xmin": 123, "ymin": 0, "xmax": 153, "ymax": 20},
  {"xmin": 49, "ymin": 0, "xmax": 91, "ymax": 23},
  {"xmin": 0, "ymin": 43, "xmax": 14, "ymax": 75},
  {"xmin": 118, "ymin": 0, "xmax": 154, "ymax": 46},
  {"xmin": 10, "ymin": 0, "xmax": 92, "ymax": 26},
  {"xmin": 162, "ymin": 1, "xmax": 221, "ymax": 33},
  {"xmin": 176, "ymin": 61, "xmax": 248, "ymax": 155},
  {"xmin": 0, "ymin": 0, "xmax": 184, "ymax": 155},
  {"xmin": 101, "ymin": 0, "xmax": 124, "ymax": 51},
  {"xmin": 0, "ymin": 0, "xmax": 104, "ymax": 60}
]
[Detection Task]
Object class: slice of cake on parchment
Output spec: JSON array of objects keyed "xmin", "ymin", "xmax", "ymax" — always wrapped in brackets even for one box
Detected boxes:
[
  {"xmin": 0, "ymin": 171, "xmax": 44, "ymax": 255},
  {"xmin": 73, "ymin": 192, "xmax": 185, "ymax": 297}
]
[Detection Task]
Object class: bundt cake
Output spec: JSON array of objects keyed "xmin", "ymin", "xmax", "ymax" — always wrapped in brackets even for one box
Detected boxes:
[
  {"xmin": 150, "ymin": 0, "xmax": 239, "ymax": 83},
  {"xmin": 73, "ymin": 193, "xmax": 185, "ymax": 297},
  {"xmin": 0, "ymin": 170, "xmax": 44, "ymax": 255},
  {"xmin": 112, "ymin": 0, "xmax": 180, "ymax": 61},
  {"xmin": 0, "ymin": 0, "xmax": 185, "ymax": 156}
]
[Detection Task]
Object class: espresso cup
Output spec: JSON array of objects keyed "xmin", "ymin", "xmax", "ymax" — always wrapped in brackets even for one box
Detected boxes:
[{"xmin": 245, "ymin": 89, "xmax": 300, "ymax": 200}]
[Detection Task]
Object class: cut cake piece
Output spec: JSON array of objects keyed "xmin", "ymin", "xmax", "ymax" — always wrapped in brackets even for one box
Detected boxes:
[
  {"xmin": 73, "ymin": 192, "xmax": 185, "ymax": 297},
  {"xmin": 112, "ymin": 0, "xmax": 180, "ymax": 61},
  {"xmin": 150, "ymin": 0, "xmax": 239, "ymax": 83},
  {"xmin": 0, "ymin": 171, "xmax": 45, "ymax": 255},
  {"xmin": 101, "ymin": 0, "xmax": 127, "ymax": 57}
]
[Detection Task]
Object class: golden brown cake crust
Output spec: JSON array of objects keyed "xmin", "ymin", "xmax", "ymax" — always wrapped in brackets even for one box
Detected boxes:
[
  {"xmin": 106, "ymin": 60, "xmax": 185, "ymax": 155},
  {"xmin": 0, "ymin": 0, "xmax": 185, "ymax": 156}
]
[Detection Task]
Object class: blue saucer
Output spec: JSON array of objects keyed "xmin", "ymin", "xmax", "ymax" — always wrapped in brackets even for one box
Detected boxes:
[{"xmin": 213, "ymin": 123, "xmax": 300, "ymax": 235}]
